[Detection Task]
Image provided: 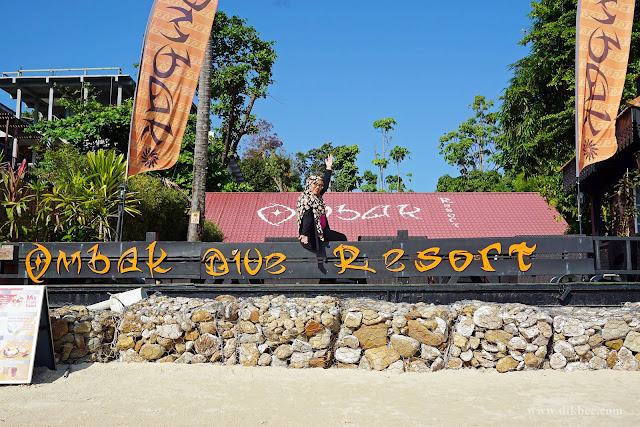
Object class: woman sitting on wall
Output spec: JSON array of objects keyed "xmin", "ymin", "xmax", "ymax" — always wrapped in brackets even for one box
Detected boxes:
[{"xmin": 296, "ymin": 153, "xmax": 347, "ymax": 251}]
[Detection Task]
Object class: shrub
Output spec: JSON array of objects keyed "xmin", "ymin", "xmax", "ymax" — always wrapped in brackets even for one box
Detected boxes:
[
  {"xmin": 0, "ymin": 159, "xmax": 32, "ymax": 241},
  {"xmin": 42, "ymin": 149, "xmax": 138, "ymax": 241},
  {"xmin": 123, "ymin": 175, "xmax": 189, "ymax": 241},
  {"xmin": 33, "ymin": 144, "xmax": 89, "ymax": 187},
  {"xmin": 202, "ymin": 219, "xmax": 224, "ymax": 242}
]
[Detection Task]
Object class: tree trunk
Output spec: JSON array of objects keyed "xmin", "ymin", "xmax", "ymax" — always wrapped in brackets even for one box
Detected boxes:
[
  {"xmin": 380, "ymin": 134, "xmax": 384, "ymax": 191},
  {"xmin": 187, "ymin": 33, "xmax": 213, "ymax": 242},
  {"xmin": 273, "ymin": 176, "xmax": 284, "ymax": 192},
  {"xmin": 231, "ymin": 94, "xmax": 257, "ymax": 155},
  {"xmin": 220, "ymin": 107, "xmax": 236, "ymax": 167}
]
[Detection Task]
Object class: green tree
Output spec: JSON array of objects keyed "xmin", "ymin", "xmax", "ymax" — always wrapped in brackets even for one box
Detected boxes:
[
  {"xmin": 499, "ymin": 0, "xmax": 640, "ymax": 232},
  {"xmin": 32, "ymin": 144, "xmax": 89, "ymax": 186},
  {"xmin": 439, "ymin": 95, "xmax": 501, "ymax": 178},
  {"xmin": 29, "ymin": 86, "xmax": 132, "ymax": 154},
  {"xmin": 295, "ymin": 143, "xmax": 362, "ymax": 192},
  {"xmin": 210, "ymin": 11, "xmax": 277, "ymax": 166},
  {"xmin": 389, "ymin": 146, "xmax": 411, "ymax": 192},
  {"xmin": 372, "ymin": 118, "xmax": 396, "ymax": 191},
  {"xmin": 385, "ymin": 173, "xmax": 412, "ymax": 193},
  {"xmin": 239, "ymin": 156, "xmax": 277, "ymax": 192},
  {"xmin": 238, "ymin": 119, "xmax": 300, "ymax": 192},
  {"xmin": 360, "ymin": 170, "xmax": 378, "ymax": 192},
  {"xmin": 155, "ymin": 115, "xmax": 237, "ymax": 193},
  {"xmin": 436, "ymin": 170, "xmax": 514, "ymax": 192},
  {"xmin": 332, "ymin": 145, "xmax": 362, "ymax": 192},
  {"xmin": 295, "ymin": 144, "xmax": 332, "ymax": 180},
  {"xmin": 264, "ymin": 151, "xmax": 300, "ymax": 192}
]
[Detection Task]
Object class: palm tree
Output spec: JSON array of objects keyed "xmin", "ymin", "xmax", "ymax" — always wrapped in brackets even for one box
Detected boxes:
[{"xmin": 188, "ymin": 33, "xmax": 214, "ymax": 242}]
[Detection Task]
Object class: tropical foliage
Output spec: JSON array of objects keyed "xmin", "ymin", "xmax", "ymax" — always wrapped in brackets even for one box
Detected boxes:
[
  {"xmin": 360, "ymin": 170, "xmax": 378, "ymax": 193},
  {"xmin": 434, "ymin": 1, "xmax": 640, "ymax": 234},
  {"xmin": 30, "ymin": 87, "xmax": 132, "ymax": 154},
  {"xmin": 436, "ymin": 170, "xmax": 514, "ymax": 193},
  {"xmin": 388, "ymin": 146, "xmax": 411, "ymax": 192},
  {"xmin": 498, "ymin": 0, "xmax": 640, "ymax": 232},
  {"xmin": 607, "ymin": 169, "xmax": 640, "ymax": 237},
  {"xmin": 42, "ymin": 149, "xmax": 139, "ymax": 241},
  {"xmin": 0, "ymin": 149, "xmax": 140, "ymax": 242},
  {"xmin": 0, "ymin": 159, "xmax": 33, "ymax": 241}
]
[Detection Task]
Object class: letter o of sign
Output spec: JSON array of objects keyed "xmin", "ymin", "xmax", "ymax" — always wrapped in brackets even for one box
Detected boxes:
[
  {"xmin": 449, "ymin": 250, "xmax": 473, "ymax": 272},
  {"xmin": 202, "ymin": 248, "xmax": 229, "ymax": 276},
  {"xmin": 26, "ymin": 244, "xmax": 52, "ymax": 284}
]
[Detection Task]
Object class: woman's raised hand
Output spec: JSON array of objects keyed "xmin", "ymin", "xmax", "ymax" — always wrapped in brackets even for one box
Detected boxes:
[{"xmin": 325, "ymin": 153, "xmax": 333, "ymax": 170}]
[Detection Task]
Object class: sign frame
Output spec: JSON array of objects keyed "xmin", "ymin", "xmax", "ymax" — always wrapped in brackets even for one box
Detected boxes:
[{"xmin": 0, "ymin": 285, "xmax": 55, "ymax": 385}]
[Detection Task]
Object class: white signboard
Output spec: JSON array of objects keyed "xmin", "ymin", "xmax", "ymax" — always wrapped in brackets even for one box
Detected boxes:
[{"xmin": 0, "ymin": 286, "xmax": 51, "ymax": 384}]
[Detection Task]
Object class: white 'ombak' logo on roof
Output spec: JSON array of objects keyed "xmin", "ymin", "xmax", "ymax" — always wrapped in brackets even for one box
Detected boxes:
[{"xmin": 256, "ymin": 203, "xmax": 421, "ymax": 226}]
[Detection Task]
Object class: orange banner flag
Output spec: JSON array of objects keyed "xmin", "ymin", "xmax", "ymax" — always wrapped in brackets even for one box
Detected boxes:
[
  {"xmin": 127, "ymin": 0, "xmax": 219, "ymax": 177},
  {"xmin": 575, "ymin": 0, "xmax": 635, "ymax": 174}
]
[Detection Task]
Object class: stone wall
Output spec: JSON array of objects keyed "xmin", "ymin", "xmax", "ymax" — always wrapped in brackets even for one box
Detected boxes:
[
  {"xmin": 47, "ymin": 295, "xmax": 640, "ymax": 372},
  {"xmin": 336, "ymin": 299, "xmax": 456, "ymax": 372},
  {"xmin": 546, "ymin": 306, "xmax": 640, "ymax": 371},
  {"xmin": 50, "ymin": 306, "xmax": 118, "ymax": 363},
  {"xmin": 447, "ymin": 302, "xmax": 552, "ymax": 372}
]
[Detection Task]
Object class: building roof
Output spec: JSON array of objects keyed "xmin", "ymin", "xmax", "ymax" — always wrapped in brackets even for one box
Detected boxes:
[
  {"xmin": 0, "ymin": 103, "xmax": 40, "ymax": 142},
  {"xmin": 0, "ymin": 68, "xmax": 136, "ymax": 119},
  {"xmin": 561, "ymin": 105, "xmax": 639, "ymax": 191},
  {"xmin": 204, "ymin": 192, "xmax": 568, "ymax": 242}
]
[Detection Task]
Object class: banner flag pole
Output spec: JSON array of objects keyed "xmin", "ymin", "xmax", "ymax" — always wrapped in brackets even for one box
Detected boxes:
[
  {"xmin": 575, "ymin": 0, "xmax": 583, "ymax": 235},
  {"xmin": 116, "ymin": 0, "xmax": 158, "ymax": 242},
  {"xmin": 115, "ymin": 0, "xmax": 219, "ymax": 241}
]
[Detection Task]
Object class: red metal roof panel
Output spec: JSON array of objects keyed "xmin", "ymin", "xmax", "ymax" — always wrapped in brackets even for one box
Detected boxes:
[{"xmin": 204, "ymin": 192, "xmax": 568, "ymax": 242}]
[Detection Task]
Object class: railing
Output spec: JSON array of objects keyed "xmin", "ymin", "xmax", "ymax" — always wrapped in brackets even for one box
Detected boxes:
[
  {"xmin": 593, "ymin": 236, "xmax": 640, "ymax": 277},
  {"xmin": 1, "ymin": 67, "xmax": 123, "ymax": 77}
]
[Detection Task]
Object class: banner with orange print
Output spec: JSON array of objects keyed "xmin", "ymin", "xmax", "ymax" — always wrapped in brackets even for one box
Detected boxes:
[
  {"xmin": 575, "ymin": 0, "xmax": 635, "ymax": 174},
  {"xmin": 127, "ymin": 0, "xmax": 218, "ymax": 177}
]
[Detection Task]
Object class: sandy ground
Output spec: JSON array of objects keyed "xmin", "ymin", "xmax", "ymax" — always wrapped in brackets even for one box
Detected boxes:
[{"xmin": 0, "ymin": 363, "xmax": 638, "ymax": 426}]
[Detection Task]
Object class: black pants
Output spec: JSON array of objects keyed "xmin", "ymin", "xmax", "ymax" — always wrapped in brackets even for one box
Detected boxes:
[
  {"xmin": 301, "ymin": 228, "xmax": 347, "ymax": 252},
  {"xmin": 324, "ymin": 229, "xmax": 347, "ymax": 242}
]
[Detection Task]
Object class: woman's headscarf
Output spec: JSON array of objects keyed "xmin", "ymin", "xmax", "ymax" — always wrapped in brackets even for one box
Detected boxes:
[{"xmin": 296, "ymin": 175, "xmax": 326, "ymax": 241}]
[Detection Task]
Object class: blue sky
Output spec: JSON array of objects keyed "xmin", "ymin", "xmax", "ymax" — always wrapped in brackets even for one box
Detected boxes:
[{"xmin": 1, "ymin": 0, "xmax": 533, "ymax": 192}]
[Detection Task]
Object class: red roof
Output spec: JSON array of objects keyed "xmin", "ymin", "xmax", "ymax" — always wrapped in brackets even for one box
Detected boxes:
[{"xmin": 204, "ymin": 192, "xmax": 568, "ymax": 242}]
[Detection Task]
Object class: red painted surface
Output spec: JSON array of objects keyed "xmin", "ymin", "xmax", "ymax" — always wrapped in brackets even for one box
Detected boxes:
[{"xmin": 204, "ymin": 192, "xmax": 568, "ymax": 242}]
